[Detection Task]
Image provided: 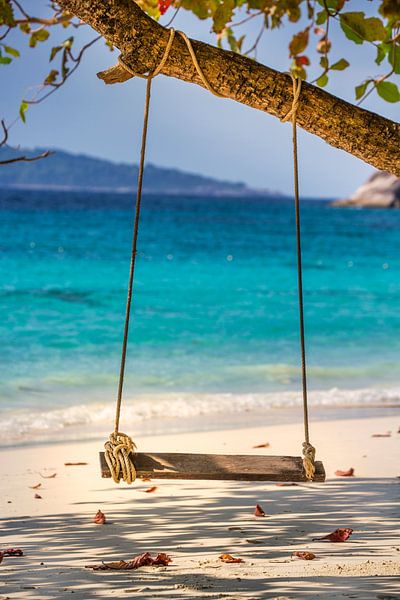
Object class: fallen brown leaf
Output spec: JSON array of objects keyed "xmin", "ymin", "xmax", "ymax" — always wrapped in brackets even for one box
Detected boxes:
[
  {"xmin": 275, "ymin": 482, "xmax": 298, "ymax": 487},
  {"xmin": 144, "ymin": 486, "xmax": 157, "ymax": 493},
  {"xmin": 29, "ymin": 483, "xmax": 42, "ymax": 490},
  {"xmin": 292, "ymin": 551, "xmax": 316, "ymax": 560},
  {"xmin": 219, "ymin": 554, "xmax": 244, "ymax": 564},
  {"xmin": 371, "ymin": 432, "xmax": 391, "ymax": 438},
  {"xmin": 64, "ymin": 462, "xmax": 88, "ymax": 466},
  {"xmin": 335, "ymin": 468, "xmax": 354, "ymax": 477},
  {"xmin": 0, "ymin": 549, "xmax": 23, "ymax": 565},
  {"xmin": 252, "ymin": 443, "xmax": 270, "ymax": 449},
  {"xmin": 313, "ymin": 528, "xmax": 353, "ymax": 542},
  {"xmin": 34, "ymin": 493, "xmax": 42, "ymax": 499},
  {"xmin": 141, "ymin": 476, "xmax": 152, "ymax": 482},
  {"xmin": 94, "ymin": 510, "xmax": 106, "ymax": 525},
  {"xmin": 39, "ymin": 472, "xmax": 57, "ymax": 479},
  {"xmin": 86, "ymin": 552, "xmax": 171, "ymax": 570},
  {"xmin": 254, "ymin": 503, "xmax": 266, "ymax": 517}
]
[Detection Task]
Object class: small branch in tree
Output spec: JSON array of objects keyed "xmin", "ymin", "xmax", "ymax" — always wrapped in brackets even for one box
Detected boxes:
[{"xmin": 0, "ymin": 150, "xmax": 52, "ymax": 166}]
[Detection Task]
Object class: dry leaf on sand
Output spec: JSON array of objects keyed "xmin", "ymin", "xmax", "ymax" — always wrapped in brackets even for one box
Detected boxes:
[
  {"xmin": 144, "ymin": 486, "xmax": 158, "ymax": 493},
  {"xmin": 252, "ymin": 443, "xmax": 270, "ymax": 448},
  {"xmin": 254, "ymin": 504, "xmax": 266, "ymax": 517},
  {"xmin": 335, "ymin": 468, "xmax": 354, "ymax": 477},
  {"xmin": 292, "ymin": 551, "xmax": 316, "ymax": 560},
  {"xmin": 313, "ymin": 528, "xmax": 353, "ymax": 542},
  {"xmin": 219, "ymin": 554, "xmax": 244, "ymax": 564},
  {"xmin": 94, "ymin": 510, "xmax": 106, "ymax": 525},
  {"xmin": 86, "ymin": 552, "xmax": 171, "ymax": 570}
]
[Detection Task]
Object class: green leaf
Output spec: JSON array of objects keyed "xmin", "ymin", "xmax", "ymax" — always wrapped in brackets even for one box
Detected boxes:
[
  {"xmin": 44, "ymin": 69, "xmax": 59, "ymax": 85},
  {"xmin": 375, "ymin": 43, "xmax": 388, "ymax": 66},
  {"xmin": 319, "ymin": 56, "xmax": 328, "ymax": 69},
  {"xmin": 340, "ymin": 12, "xmax": 386, "ymax": 45},
  {"xmin": 355, "ymin": 80, "xmax": 371, "ymax": 100},
  {"xmin": 331, "ymin": 58, "xmax": 349, "ymax": 71},
  {"xmin": 213, "ymin": 0, "xmax": 235, "ymax": 34},
  {"xmin": 19, "ymin": 100, "xmax": 29, "ymax": 123},
  {"xmin": 29, "ymin": 28, "xmax": 50, "ymax": 47},
  {"xmin": 316, "ymin": 10, "xmax": 327, "ymax": 25},
  {"xmin": 316, "ymin": 73, "xmax": 329, "ymax": 87},
  {"xmin": 50, "ymin": 46, "xmax": 62, "ymax": 61},
  {"xmin": 19, "ymin": 22, "xmax": 30, "ymax": 34},
  {"xmin": 388, "ymin": 42, "xmax": 400, "ymax": 75},
  {"xmin": 376, "ymin": 80, "xmax": 400, "ymax": 103},
  {"xmin": 4, "ymin": 45, "xmax": 20, "ymax": 58},
  {"xmin": 0, "ymin": 55, "xmax": 12, "ymax": 64}
]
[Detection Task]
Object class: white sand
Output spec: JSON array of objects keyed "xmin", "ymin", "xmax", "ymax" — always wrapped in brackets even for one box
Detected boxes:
[{"xmin": 1, "ymin": 413, "xmax": 399, "ymax": 599}]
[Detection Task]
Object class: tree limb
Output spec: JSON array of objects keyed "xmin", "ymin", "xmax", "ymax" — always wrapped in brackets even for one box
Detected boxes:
[{"xmin": 58, "ymin": 0, "xmax": 400, "ymax": 176}]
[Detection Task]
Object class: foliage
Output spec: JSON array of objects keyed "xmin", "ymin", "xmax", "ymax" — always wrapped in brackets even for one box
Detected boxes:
[{"xmin": 0, "ymin": 0, "xmax": 399, "ymax": 163}]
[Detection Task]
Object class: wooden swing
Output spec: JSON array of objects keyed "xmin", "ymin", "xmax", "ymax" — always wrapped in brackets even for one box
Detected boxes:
[{"xmin": 100, "ymin": 29, "xmax": 325, "ymax": 485}]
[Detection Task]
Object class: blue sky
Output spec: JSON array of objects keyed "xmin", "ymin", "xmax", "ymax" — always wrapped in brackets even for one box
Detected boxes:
[{"xmin": 1, "ymin": 1, "xmax": 399, "ymax": 197}]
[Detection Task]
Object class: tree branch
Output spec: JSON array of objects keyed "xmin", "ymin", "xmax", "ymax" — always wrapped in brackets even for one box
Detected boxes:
[{"xmin": 58, "ymin": 0, "xmax": 400, "ymax": 176}]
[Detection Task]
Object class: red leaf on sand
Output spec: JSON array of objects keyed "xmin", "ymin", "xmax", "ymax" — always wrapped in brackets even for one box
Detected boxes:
[
  {"xmin": 94, "ymin": 510, "xmax": 106, "ymax": 525},
  {"xmin": 275, "ymin": 482, "xmax": 298, "ymax": 487},
  {"xmin": 64, "ymin": 462, "xmax": 88, "ymax": 466},
  {"xmin": 34, "ymin": 493, "xmax": 42, "ymax": 499},
  {"xmin": 313, "ymin": 528, "xmax": 353, "ymax": 542},
  {"xmin": 40, "ymin": 472, "xmax": 57, "ymax": 478},
  {"xmin": 86, "ymin": 552, "xmax": 171, "ymax": 570},
  {"xmin": 253, "ymin": 442, "xmax": 270, "ymax": 448},
  {"xmin": 29, "ymin": 483, "xmax": 42, "ymax": 489},
  {"xmin": 335, "ymin": 468, "xmax": 354, "ymax": 477},
  {"xmin": 371, "ymin": 432, "xmax": 391, "ymax": 438},
  {"xmin": 145, "ymin": 486, "xmax": 158, "ymax": 493},
  {"xmin": 254, "ymin": 504, "xmax": 266, "ymax": 517},
  {"xmin": 219, "ymin": 554, "xmax": 244, "ymax": 564},
  {"xmin": 292, "ymin": 551, "xmax": 316, "ymax": 560},
  {"xmin": 3, "ymin": 548, "xmax": 23, "ymax": 557}
]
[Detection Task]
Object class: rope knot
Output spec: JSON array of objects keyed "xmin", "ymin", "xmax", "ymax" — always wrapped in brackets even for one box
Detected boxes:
[
  {"xmin": 302, "ymin": 441, "xmax": 316, "ymax": 481},
  {"xmin": 104, "ymin": 432, "xmax": 137, "ymax": 484}
]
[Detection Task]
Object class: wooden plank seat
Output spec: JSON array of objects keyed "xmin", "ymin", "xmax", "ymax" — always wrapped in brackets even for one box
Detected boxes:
[{"xmin": 100, "ymin": 452, "xmax": 325, "ymax": 482}]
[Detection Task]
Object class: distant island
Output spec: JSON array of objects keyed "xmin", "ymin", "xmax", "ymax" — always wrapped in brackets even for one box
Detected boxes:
[{"xmin": 0, "ymin": 147, "xmax": 274, "ymax": 197}]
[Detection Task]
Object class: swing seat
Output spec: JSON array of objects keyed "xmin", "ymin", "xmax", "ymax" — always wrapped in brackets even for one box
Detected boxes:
[{"xmin": 100, "ymin": 451, "xmax": 325, "ymax": 482}]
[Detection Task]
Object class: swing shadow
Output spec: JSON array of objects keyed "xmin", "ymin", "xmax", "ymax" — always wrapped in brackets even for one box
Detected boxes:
[{"xmin": 1, "ymin": 476, "xmax": 399, "ymax": 598}]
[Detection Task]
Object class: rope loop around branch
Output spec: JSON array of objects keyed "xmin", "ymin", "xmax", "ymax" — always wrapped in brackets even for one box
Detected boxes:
[{"xmin": 118, "ymin": 28, "xmax": 224, "ymax": 98}]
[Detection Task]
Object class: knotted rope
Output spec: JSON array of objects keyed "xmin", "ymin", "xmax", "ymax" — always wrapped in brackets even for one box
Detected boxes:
[{"xmin": 283, "ymin": 74, "xmax": 316, "ymax": 482}]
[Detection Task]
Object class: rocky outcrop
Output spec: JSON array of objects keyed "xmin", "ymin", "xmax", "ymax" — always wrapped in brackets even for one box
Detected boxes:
[{"xmin": 333, "ymin": 171, "xmax": 400, "ymax": 208}]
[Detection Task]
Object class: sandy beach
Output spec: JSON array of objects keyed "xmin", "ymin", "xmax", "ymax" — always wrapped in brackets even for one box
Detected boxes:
[{"xmin": 1, "ymin": 411, "xmax": 399, "ymax": 599}]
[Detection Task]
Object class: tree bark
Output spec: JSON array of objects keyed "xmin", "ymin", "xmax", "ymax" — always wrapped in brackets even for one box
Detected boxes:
[{"xmin": 59, "ymin": 0, "xmax": 400, "ymax": 176}]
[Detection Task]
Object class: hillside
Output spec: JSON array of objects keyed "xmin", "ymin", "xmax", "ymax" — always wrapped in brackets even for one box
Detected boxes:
[{"xmin": 0, "ymin": 147, "xmax": 267, "ymax": 197}]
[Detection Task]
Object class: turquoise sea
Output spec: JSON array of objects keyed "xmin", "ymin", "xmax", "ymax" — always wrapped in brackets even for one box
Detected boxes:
[{"xmin": 1, "ymin": 189, "xmax": 400, "ymax": 442}]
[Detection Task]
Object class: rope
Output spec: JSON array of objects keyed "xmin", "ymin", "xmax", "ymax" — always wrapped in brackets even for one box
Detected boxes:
[
  {"xmin": 283, "ymin": 74, "xmax": 316, "ymax": 482},
  {"xmin": 104, "ymin": 76, "xmax": 153, "ymax": 484},
  {"xmin": 118, "ymin": 28, "xmax": 224, "ymax": 98},
  {"xmin": 106, "ymin": 26, "xmax": 223, "ymax": 485}
]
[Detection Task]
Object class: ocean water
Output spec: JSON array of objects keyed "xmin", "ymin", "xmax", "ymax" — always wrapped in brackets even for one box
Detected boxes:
[{"xmin": 1, "ymin": 189, "xmax": 400, "ymax": 442}]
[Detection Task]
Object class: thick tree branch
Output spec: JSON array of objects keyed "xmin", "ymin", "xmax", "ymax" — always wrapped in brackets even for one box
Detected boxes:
[{"xmin": 58, "ymin": 0, "xmax": 400, "ymax": 176}]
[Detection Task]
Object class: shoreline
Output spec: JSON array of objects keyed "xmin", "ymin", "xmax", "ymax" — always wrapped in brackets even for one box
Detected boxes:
[{"xmin": 0, "ymin": 397, "xmax": 399, "ymax": 450}]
